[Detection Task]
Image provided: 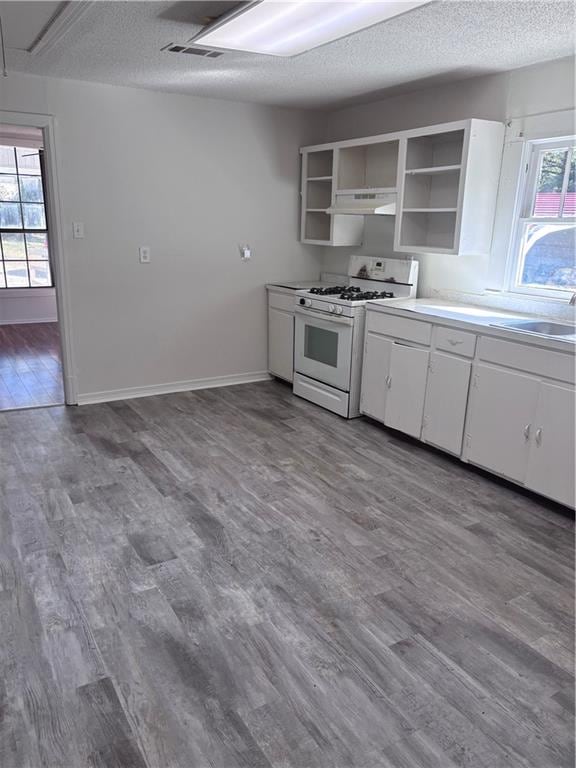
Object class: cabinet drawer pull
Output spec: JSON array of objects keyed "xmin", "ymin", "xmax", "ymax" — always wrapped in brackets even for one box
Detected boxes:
[
  {"xmin": 447, "ymin": 338, "xmax": 464, "ymax": 346},
  {"xmin": 523, "ymin": 424, "xmax": 531, "ymax": 440},
  {"xmin": 535, "ymin": 427, "xmax": 542, "ymax": 445}
]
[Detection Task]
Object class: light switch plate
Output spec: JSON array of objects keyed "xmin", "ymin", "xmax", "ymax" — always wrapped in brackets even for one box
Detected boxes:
[
  {"xmin": 73, "ymin": 222, "xmax": 85, "ymax": 239},
  {"xmin": 139, "ymin": 246, "xmax": 151, "ymax": 264}
]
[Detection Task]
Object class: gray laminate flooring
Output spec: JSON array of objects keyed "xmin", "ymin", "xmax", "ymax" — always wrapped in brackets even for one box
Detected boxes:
[{"xmin": 0, "ymin": 380, "xmax": 573, "ymax": 768}]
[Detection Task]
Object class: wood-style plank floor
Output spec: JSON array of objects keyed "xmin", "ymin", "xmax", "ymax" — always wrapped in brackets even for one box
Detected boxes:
[
  {"xmin": 0, "ymin": 381, "xmax": 573, "ymax": 768},
  {"xmin": 0, "ymin": 322, "xmax": 64, "ymax": 410}
]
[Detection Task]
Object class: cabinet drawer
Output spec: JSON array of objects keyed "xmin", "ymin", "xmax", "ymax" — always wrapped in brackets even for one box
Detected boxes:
[
  {"xmin": 479, "ymin": 336, "xmax": 575, "ymax": 384},
  {"xmin": 293, "ymin": 373, "xmax": 349, "ymax": 418},
  {"xmin": 366, "ymin": 311, "xmax": 432, "ymax": 346},
  {"xmin": 268, "ymin": 291, "xmax": 295, "ymax": 313},
  {"xmin": 435, "ymin": 326, "xmax": 476, "ymax": 357}
]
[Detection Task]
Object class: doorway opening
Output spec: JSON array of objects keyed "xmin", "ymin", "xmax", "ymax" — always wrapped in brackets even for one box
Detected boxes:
[{"xmin": 0, "ymin": 124, "xmax": 64, "ymax": 410}]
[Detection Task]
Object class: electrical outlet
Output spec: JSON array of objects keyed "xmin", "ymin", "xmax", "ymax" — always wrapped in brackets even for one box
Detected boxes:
[
  {"xmin": 73, "ymin": 222, "xmax": 85, "ymax": 239},
  {"xmin": 239, "ymin": 244, "xmax": 251, "ymax": 261},
  {"xmin": 139, "ymin": 246, "xmax": 151, "ymax": 264}
]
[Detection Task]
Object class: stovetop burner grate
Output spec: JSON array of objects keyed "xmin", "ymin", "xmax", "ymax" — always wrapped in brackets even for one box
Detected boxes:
[
  {"xmin": 308, "ymin": 286, "xmax": 348, "ymax": 295},
  {"xmin": 339, "ymin": 290, "xmax": 395, "ymax": 301}
]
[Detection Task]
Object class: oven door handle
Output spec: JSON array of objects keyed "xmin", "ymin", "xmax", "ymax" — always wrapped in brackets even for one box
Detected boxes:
[{"xmin": 294, "ymin": 306, "xmax": 354, "ymax": 326}]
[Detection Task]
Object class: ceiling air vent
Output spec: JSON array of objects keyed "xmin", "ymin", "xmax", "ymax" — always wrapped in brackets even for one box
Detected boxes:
[{"xmin": 163, "ymin": 43, "xmax": 224, "ymax": 58}]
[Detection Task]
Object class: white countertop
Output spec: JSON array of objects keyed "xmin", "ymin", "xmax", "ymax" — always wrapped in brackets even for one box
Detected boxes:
[{"xmin": 367, "ymin": 298, "xmax": 576, "ymax": 351}]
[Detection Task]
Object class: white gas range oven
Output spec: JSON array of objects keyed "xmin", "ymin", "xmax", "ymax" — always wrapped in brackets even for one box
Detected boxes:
[{"xmin": 293, "ymin": 255, "xmax": 419, "ymax": 418}]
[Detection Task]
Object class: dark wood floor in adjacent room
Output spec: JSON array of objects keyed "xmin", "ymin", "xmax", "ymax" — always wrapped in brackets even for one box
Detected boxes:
[
  {"xmin": 0, "ymin": 322, "xmax": 64, "ymax": 410},
  {"xmin": 0, "ymin": 381, "xmax": 573, "ymax": 768}
]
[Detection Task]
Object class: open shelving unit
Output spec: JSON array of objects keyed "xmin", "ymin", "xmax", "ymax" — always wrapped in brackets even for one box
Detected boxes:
[
  {"xmin": 301, "ymin": 146, "xmax": 364, "ymax": 246},
  {"xmin": 300, "ymin": 119, "xmax": 505, "ymax": 255},
  {"xmin": 395, "ymin": 130, "xmax": 465, "ymax": 254},
  {"xmin": 300, "ymin": 149, "xmax": 333, "ymax": 244}
]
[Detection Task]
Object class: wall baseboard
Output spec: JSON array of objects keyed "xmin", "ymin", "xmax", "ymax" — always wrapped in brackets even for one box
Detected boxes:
[
  {"xmin": 77, "ymin": 371, "xmax": 271, "ymax": 405},
  {"xmin": 0, "ymin": 316, "xmax": 58, "ymax": 325}
]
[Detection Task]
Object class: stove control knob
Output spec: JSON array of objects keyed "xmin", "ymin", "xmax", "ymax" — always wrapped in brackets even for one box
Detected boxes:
[
  {"xmin": 328, "ymin": 304, "xmax": 335, "ymax": 313},
  {"xmin": 335, "ymin": 306, "xmax": 343, "ymax": 315},
  {"xmin": 306, "ymin": 298, "xmax": 312, "ymax": 307}
]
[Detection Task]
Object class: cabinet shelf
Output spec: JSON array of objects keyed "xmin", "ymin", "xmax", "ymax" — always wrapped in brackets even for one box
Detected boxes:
[
  {"xmin": 398, "ymin": 210, "xmax": 457, "ymax": 252},
  {"xmin": 403, "ymin": 207, "xmax": 457, "ymax": 213},
  {"xmin": 307, "ymin": 175, "xmax": 332, "ymax": 181},
  {"xmin": 335, "ymin": 186, "xmax": 396, "ymax": 195},
  {"xmin": 306, "ymin": 208, "xmax": 328, "ymax": 212},
  {"xmin": 405, "ymin": 164, "xmax": 461, "ymax": 175}
]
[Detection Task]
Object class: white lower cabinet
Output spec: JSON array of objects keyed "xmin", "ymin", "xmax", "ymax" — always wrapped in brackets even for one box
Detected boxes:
[
  {"xmin": 268, "ymin": 307, "xmax": 294, "ymax": 382},
  {"xmin": 525, "ymin": 382, "xmax": 575, "ymax": 507},
  {"xmin": 360, "ymin": 336, "xmax": 429, "ymax": 438},
  {"xmin": 466, "ymin": 366, "xmax": 575, "ymax": 506},
  {"xmin": 466, "ymin": 365, "xmax": 540, "ymax": 483},
  {"xmin": 385, "ymin": 342, "xmax": 429, "ymax": 438},
  {"xmin": 360, "ymin": 307, "xmax": 575, "ymax": 508},
  {"xmin": 423, "ymin": 352, "xmax": 471, "ymax": 455},
  {"xmin": 268, "ymin": 290, "xmax": 295, "ymax": 382},
  {"xmin": 360, "ymin": 332, "xmax": 392, "ymax": 422}
]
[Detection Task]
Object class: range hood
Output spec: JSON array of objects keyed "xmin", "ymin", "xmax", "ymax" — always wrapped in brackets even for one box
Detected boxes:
[{"xmin": 326, "ymin": 188, "xmax": 396, "ymax": 216}]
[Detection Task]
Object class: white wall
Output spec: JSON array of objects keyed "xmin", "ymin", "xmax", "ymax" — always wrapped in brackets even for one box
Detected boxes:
[
  {"xmin": 319, "ymin": 57, "xmax": 576, "ymax": 300},
  {"xmin": 0, "ymin": 73, "xmax": 324, "ymax": 400},
  {"xmin": 0, "ymin": 289, "xmax": 57, "ymax": 325}
]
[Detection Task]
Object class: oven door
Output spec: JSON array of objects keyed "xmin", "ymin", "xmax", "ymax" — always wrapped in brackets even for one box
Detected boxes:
[{"xmin": 294, "ymin": 307, "xmax": 353, "ymax": 391}]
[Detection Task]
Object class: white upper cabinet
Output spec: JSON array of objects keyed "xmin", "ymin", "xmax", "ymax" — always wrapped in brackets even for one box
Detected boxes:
[
  {"xmin": 300, "ymin": 119, "xmax": 504, "ymax": 254},
  {"xmin": 395, "ymin": 120, "xmax": 504, "ymax": 256},
  {"xmin": 301, "ymin": 147, "xmax": 364, "ymax": 246}
]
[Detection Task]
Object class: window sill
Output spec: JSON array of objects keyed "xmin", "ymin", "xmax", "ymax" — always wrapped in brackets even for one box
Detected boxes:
[{"xmin": 485, "ymin": 289, "xmax": 573, "ymax": 305}]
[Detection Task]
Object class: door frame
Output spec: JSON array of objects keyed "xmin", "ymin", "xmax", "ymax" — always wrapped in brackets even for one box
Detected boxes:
[{"xmin": 0, "ymin": 110, "xmax": 77, "ymax": 404}]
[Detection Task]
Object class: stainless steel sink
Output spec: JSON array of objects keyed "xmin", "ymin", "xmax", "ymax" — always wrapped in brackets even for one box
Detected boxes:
[{"xmin": 492, "ymin": 319, "xmax": 576, "ymax": 337}]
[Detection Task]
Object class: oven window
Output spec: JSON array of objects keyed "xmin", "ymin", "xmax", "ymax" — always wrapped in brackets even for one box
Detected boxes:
[{"xmin": 304, "ymin": 324, "xmax": 338, "ymax": 368}]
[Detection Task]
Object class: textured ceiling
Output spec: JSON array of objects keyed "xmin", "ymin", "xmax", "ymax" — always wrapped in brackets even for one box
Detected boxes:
[{"xmin": 1, "ymin": 0, "xmax": 574, "ymax": 109}]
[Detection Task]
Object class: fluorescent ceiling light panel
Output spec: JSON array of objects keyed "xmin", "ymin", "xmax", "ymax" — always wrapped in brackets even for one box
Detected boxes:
[{"xmin": 192, "ymin": 0, "xmax": 432, "ymax": 57}]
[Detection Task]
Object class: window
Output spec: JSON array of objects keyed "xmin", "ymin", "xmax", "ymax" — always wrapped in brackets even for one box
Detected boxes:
[
  {"xmin": 0, "ymin": 144, "xmax": 52, "ymax": 288},
  {"xmin": 508, "ymin": 139, "xmax": 575, "ymax": 298}
]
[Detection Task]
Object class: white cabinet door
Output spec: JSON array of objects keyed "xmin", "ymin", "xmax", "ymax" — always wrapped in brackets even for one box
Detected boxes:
[
  {"xmin": 526, "ymin": 382, "xmax": 575, "ymax": 507},
  {"xmin": 467, "ymin": 364, "xmax": 539, "ymax": 483},
  {"xmin": 423, "ymin": 352, "xmax": 471, "ymax": 455},
  {"xmin": 360, "ymin": 332, "xmax": 392, "ymax": 423},
  {"xmin": 384, "ymin": 342, "xmax": 429, "ymax": 438},
  {"xmin": 268, "ymin": 308, "xmax": 294, "ymax": 382}
]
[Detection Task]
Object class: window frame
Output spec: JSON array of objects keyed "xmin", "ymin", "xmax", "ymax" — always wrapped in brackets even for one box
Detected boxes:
[
  {"xmin": 0, "ymin": 146, "xmax": 54, "ymax": 290},
  {"xmin": 504, "ymin": 135, "xmax": 575, "ymax": 300}
]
